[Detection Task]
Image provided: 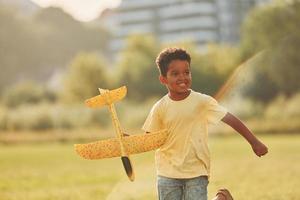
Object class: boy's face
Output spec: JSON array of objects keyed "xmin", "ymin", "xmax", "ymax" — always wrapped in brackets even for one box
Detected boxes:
[{"xmin": 159, "ymin": 59, "xmax": 192, "ymax": 99}]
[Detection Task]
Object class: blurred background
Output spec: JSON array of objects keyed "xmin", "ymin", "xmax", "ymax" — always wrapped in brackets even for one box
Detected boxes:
[{"xmin": 0, "ymin": 0, "xmax": 299, "ymax": 199}]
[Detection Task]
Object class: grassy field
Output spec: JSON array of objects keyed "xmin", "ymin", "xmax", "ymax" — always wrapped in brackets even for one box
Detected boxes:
[{"xmin": 0, "ymin": 134, "xmax": 299, "ymax": 200}]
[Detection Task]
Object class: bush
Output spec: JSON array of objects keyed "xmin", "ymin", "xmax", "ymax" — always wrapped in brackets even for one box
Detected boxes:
[
  {"xmin": 5, "ymin": 104, "xmax": 54, "ymax": 131},
  {"xmin": 222, "ymin": 97, "xmax": 264, "ymax": 119},
  {"xmin": 116, "ymin": 98, "xmax": 159, "ymax": 130},
  {"xmin": 62, "ymin": 52, "xmax": 110, "ymax": 103},
  {"xmin": 264, "ymin": 93, "xmax": 300, "ymax": 119},
  {"xmin": 51, "ymin": 104, "xmax": 109, "ymax": 129},
  {"xmin": 1, "ymin": 102, "xmax": 111, "ymax": 131},
  {"xmin": 2, "ymin": 81, "xmax": 57, "ymax": 108},
  {"xmin": 0, "ymin": 106, "xmax": 8, "ymax": 130}
]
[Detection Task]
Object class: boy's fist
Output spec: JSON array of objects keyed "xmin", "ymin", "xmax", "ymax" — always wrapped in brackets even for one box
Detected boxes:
[
  {"xmin": 252, "ymin": 140, "xmax": 268, "ymax": 157},
  {"xmin": 123, "ymin": 133, "xmax": 130, "ymax": 137}
]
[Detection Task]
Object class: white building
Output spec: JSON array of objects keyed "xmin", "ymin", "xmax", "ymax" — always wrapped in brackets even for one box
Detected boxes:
[{"xmin": 101, "ymin": 0, "xmax": 271, "ymax": 53}]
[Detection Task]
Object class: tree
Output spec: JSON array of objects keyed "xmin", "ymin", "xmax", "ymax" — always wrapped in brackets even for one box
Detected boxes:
[
  {"xmin": 33, "ymin": 7, "xmax": 111, "ymax": 73},
  {"xmin": 241, "ymin": 54, "xmax": 280, "ymax": 103},
  {"xmin": 1, "ymin": 81, "xmax": 55, "ymax": 108},
  {"xmin": 116, "ymin": 34, "xmax": 164, "ymax": 101},
  {"xmin": 240, "ymin": 1, "xmax": 300, "ymax": 99},
  {"xmin": 62, "ymin": 52, "xmax": 109, "ymax": 102},
  {"xmin": 0, "ymin": 5, "xmax": 40, "ymax": 93},
  {"xmin": 190, "ymin": 44, "xmax": 239, "ymax": 96},
  {"xmin": 0, "ymin": 5, "xmax": 111, "ymax": 94}
]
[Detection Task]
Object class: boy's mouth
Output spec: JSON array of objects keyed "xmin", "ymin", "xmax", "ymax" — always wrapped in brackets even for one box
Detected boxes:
[{"xmin": 178, "ymin": 82, "xmax": 189, "ymax": 88}]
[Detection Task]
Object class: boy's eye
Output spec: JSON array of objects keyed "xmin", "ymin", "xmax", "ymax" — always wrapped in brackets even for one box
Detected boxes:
[{"xmin": 185, "ymin": 71, "xmax": 190, "ymax": 75}]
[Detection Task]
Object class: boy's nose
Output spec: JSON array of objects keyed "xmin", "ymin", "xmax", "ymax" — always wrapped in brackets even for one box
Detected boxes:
[
  {"xmin": 179, "ymin": 73, "xmax": 188, "ymax": 80},
  {"xmin": 178, "ymin": 74, "xmax": 184, "ymax": 80}
]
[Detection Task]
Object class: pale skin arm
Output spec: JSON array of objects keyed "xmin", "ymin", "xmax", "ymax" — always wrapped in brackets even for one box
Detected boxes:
[{"xmin": 221, "ymin": 112, "xmax": 268, "ymax": 157}]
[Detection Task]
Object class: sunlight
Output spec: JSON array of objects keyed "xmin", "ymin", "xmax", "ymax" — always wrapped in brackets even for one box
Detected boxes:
[{"xmin": 30, "ymin": 0, "xmax": 121, "ymax": 21}]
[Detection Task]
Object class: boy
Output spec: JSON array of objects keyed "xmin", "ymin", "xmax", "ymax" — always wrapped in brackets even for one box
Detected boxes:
[{"xmin": 142, "ymin": 47, "xmax": 268, "ymax": 200}]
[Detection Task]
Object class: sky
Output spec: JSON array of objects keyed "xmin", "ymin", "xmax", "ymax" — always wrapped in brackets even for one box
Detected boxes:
[{"xmin": 30, "ymin": 0, "xmax": 121, "ymax": 22}]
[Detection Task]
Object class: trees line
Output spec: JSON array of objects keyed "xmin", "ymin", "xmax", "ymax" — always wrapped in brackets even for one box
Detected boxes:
[{"xmin": 1, "ymin": 1, "xmax": 299, "ymax": 106}]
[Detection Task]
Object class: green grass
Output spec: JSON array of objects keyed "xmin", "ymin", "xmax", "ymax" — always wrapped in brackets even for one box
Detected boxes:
[
  {"xmin": 0, "ymin": 134, "xmax": 299, "ymax": 200},
  {"xmin": 209, "ymin": 134, "xmax": 300, "ymax": 200}
]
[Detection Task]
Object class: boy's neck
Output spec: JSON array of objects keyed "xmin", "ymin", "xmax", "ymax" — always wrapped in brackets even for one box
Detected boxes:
[{"xmin": 168, "ymin": 89, "xmax": 191, "ymax": 101}]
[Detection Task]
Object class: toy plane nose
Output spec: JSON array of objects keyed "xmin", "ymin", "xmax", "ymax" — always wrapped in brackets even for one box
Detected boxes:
[
  {"xmin": 122, "ymin": 156, "xmax": 135, "ymax": 181},
  {"xmin": 84, "ymin": 86, "xmax": 127, "ymax": 108}
]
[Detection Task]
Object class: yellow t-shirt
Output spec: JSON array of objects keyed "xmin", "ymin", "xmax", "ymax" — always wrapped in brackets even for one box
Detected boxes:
[{"xmin": 142, "ymin": 90, "xmax": 227, "ymax": 178}]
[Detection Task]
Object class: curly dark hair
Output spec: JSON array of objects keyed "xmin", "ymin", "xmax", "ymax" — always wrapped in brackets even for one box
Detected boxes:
[{"xmin": 155, "ymin": 47, "xmax": 191, "ymax": 77}]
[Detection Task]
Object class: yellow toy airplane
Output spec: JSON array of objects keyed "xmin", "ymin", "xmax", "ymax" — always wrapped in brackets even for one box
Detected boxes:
[{"xmin": 74, "ymin": 86, "xmax": 168, "ymax": 181}]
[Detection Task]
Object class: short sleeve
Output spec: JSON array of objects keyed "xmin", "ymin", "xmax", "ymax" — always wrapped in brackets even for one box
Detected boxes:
[
  {"xmin": 206, "ymin": 97, "xmax": 227, "ymax": 125},
  {"xmin": 142, "ymin": 102, "xmax": 163, "ymax": 132}
]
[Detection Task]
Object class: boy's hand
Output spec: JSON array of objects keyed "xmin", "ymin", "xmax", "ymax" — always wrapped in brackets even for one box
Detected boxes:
[
  {"xmin": 123, "ymin": 132, "xmax": 130, "ymax": 137},
  {"xmin": 251, "ymin": 140, "xmax": 268, "ymax": 157}
]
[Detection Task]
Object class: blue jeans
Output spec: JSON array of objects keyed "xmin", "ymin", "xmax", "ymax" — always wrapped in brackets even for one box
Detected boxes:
[{"xmin": 157, "ymin": 175, "xmax": 208, "ymax": 200}]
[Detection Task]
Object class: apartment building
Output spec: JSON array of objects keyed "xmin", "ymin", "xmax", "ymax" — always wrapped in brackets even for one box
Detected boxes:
[{"xmin": 102, "ymin": 0, "xmax": 270, "ymax": 52}]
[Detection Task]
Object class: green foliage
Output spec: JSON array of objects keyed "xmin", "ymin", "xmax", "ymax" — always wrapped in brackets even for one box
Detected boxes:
[
  {"xmin": 117, "ymin": 98, "xmax": 158, "ymax": 130},
  {"xmin": 264, "ymin": 92, "xmax": 300, "ymax": 119},
  {"xmin": 240, "ymin": 1, "xmax": 300, "ymax": 99},
  {"xmin": 33, "ymin": 7, "xmax": 110, "ymax": 65},
  {"xmin": 116, "ymin": 34, "xmax": 164, "ymax": 101},
  {"xmin": 1, "ymin": 81, "xmax": 56, "ymax": 108},
  {"xmin": 62, "ymin": 52, "xmax": 110, "ymax": 102},
  {"xmin": 4, "ymin": 104, "xmax": 54, "ymax": 131},
  {"xmin": 0, "ymin": 106, "xmax": 8, "ymax": 130},
  {"xmin": 241, "ymin": 53, "xmax": 280, "ymax": 103},
  {"xmin": 116, "ymin": 37, "xmax": 240, "ymax": 101},
  {"xmin": 0, "ymin": 103, "xmax": 109, "ymax": 131},
  {"xmin": 190, "ymin": 44, "xmax": 239, "ymax": 96},
  {"xmin": 0, "ymin": 5, "xmax": 40, "ymax": 92},
  {"xmin": 268, "ymin": 35, "xmax": 300, "ymax": 96},
  {"xmin": 51, "ymin": 104, "xmax": 110, "ymax": 129},
  {"xmin": 241, "ymin": 0, "xmax": 300, "ymax": 54},
  {"xmin": 0, "ymin": 5, "xmax": 110, "ymax": 93}
]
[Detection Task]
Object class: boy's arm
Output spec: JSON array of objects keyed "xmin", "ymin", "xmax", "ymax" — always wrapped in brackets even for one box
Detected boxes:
[{"xmin": 221, "ymin": 112, "xmax": 268, "ymax": 157}]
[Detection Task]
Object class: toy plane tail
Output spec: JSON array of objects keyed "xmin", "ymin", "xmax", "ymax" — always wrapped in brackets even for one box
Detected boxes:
[{"xmin": 85, "ymin": 86, "xmax": 127, "ymax": 108}]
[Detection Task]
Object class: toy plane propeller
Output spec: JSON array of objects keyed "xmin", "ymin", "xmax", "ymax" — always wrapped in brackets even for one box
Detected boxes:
[{"xmin": 74, "ymin": 86, "xmax": 168, "ymax": 181}]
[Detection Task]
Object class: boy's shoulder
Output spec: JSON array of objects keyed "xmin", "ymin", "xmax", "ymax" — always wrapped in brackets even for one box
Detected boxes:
[
  {"xmin": 191, "ymin": 90, "xmax": 214, "ymax": 102},
  {"xmin": 152, "ymin": 91, "xmax": 216, "ymax": 108},
  {"xmin": 151, "ymin": 94, "xmax": 168, "ymax": 108},
  {"xmin": 158, "ymin": 94, "xmax": 170, "ymax": 104}
]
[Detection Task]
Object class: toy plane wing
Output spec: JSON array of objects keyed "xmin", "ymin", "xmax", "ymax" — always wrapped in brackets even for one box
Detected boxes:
[
  {"xmin": 85, "ymin": 86, "xmax": 127, "ymax": 108},
  {"xmin": 74, "ymin": 129, "xmax": 168, "ymax": 160}
]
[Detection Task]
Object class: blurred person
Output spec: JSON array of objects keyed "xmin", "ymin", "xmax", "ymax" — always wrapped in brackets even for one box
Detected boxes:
[{"xmin": 142, "ymin": 47, "xmax": 268, "ymax": 200}]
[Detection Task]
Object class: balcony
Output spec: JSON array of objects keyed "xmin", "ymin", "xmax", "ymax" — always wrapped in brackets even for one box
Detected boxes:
[
  {"xmin": 160, "ymin": 16, "xmax": 217, "ymax": 32},
  {"xmin": 159, "ymin": 2, "xmax": 216, "ymax": 19}
]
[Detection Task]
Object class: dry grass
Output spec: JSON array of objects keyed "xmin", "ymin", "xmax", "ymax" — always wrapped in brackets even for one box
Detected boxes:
[{"xmin": 0, "ymin": 133, "xmax": 299, "ymax": 199}]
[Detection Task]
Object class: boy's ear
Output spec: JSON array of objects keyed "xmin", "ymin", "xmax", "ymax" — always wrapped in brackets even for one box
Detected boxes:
[{"xmin": 159, "ymin": 75, "xmax": 167, "ymax": 85}]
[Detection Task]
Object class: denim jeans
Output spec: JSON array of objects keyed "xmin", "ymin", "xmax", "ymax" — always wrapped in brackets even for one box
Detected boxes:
[{"xmin": 157, "ymin": 175, "xmax": 208, "ymax": 200}]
